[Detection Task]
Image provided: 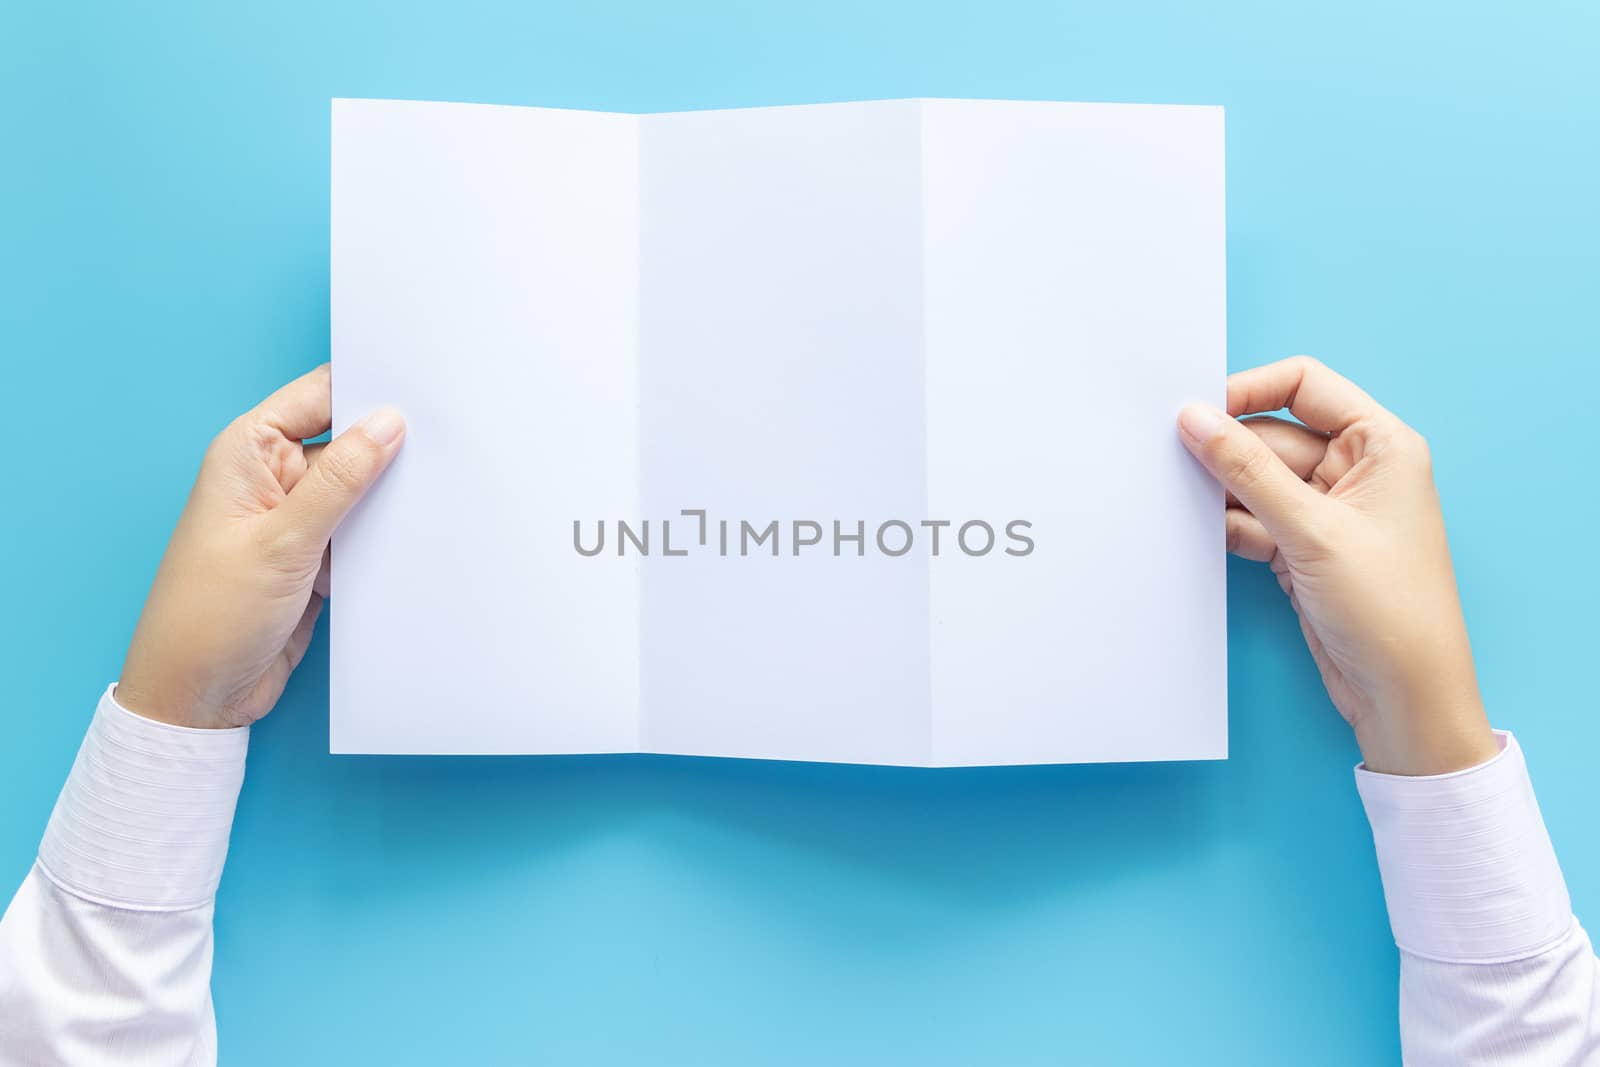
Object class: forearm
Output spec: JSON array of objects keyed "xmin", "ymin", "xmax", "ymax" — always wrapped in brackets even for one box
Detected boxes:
[
  {"xmin": 1359, "ymin": 733, "xmax": 1599, "ymax": 1064},
  {"xmin": 0, "ymin": 687, "xmax": 247, "ymax": 1066}
]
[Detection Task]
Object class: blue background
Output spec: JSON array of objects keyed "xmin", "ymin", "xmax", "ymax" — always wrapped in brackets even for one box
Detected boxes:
[{"xmin": 3, "ymin": 1, "xmax": 1596, "ymax": 1063}]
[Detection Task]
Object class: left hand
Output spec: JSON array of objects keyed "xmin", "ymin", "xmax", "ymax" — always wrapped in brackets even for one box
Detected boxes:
[{"xmin": 116, "ymin": 364, "xmax": 405, "ymax": 729}]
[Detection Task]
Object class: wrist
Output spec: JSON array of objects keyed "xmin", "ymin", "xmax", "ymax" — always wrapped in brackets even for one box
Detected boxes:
[
  {"xmin": 1354, "ymin": 701, "xmax": 1499, "ymax": 776},
  {"xmin": 113, "ymin": 675, "xmax": 218, "ymax": 730}
]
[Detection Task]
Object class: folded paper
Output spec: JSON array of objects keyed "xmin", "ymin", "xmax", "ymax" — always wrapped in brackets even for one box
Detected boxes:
[{"xmin": 330, "ymin": 97, "xmax": 1227, "ymax": 765}]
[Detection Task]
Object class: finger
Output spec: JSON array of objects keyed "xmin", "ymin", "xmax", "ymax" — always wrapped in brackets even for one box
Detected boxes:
[
  {"xmin": 1241, "ymin": 416, "xmax": 1328, "ymax": 482},
  {"xmin": 277, "ymin": 442, "xmax": 328, "ymax": 496},
  {"xmin": 1226, "ymin": 356, "xmax": 1386, "ymax": 434},
  {"xmin": 1225, "ymin": 508, "xmax": 1276, "ymax": 562},
  {"xmin": 283, "ymin": 594, "xmax": 325, "ymax": 672},
  {"xmin": 273, "ymin": 408, "xmax": 406, "ymax": 549},
  {"xmin": 1178, "ymin": 403, "xmax": 1325, "ymax": 541},
  {"xmin": 1227, "ymin": 417, "xmax": 1330, "ymax": 509},
  {"xmin": 253, "ymin": 363, "xmax": 333, "ymax": 442}
]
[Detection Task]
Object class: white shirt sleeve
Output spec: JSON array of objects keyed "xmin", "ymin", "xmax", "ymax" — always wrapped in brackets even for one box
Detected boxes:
[
  {"xmin": 3, "ymin": 693, "xmax": 1594, "ymax": 1065},
  {"xmin": 0, "ymin": 685, "xmax": 247, "ymax": 1067},
  {"xmin": 1357, "ymin": 731, "xmax": 1600, "ymax": 1065}
]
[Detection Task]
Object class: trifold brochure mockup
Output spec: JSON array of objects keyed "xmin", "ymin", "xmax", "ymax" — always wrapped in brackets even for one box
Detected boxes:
[{"xmin": 330, "ymin": 97, "xmax": 1226, "ymax": 765}]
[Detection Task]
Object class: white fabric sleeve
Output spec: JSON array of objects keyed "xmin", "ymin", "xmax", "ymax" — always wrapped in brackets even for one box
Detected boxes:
[
  {"xmin": 1356, "ymin": 732, "xmax": 1600, "ymax": 1065},
  {"xmin": 0, "ymin": 685, "xmax": 248, "ymax": 1066}
]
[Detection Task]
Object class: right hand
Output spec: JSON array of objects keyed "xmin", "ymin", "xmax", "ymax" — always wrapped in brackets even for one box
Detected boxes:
[{"xmin": 1176, "ymin": 357, "xmax": 1498, "ymax": 776}]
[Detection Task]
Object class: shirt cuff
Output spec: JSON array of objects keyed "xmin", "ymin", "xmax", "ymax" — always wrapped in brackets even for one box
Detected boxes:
[
  {"xmin": 1355, "ymin": 731, "xmax": 1572, "ymax": 964},
  {"xmin": 36, "ymin": 683, "xmax": 249, "ymax": 911}
]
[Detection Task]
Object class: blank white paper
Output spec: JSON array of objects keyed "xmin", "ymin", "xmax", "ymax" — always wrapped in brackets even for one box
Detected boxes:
[
  {"xmin": 330, "ymin": 100, "xmax": 642, "ymax": 755},
  {"xmin": 920, "ymin": 100, "xmax": 1227, "ymax": 765},
  {"xmin": 330, "ymin": 97, "xmax": 1227, "ymax": 765}
]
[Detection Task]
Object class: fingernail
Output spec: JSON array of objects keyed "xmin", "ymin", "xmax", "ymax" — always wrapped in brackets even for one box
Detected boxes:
[
  {"xmin": 1177, "ymin": 403, "xmax": 1228, "ymax": 444},
  {"xmin": 357, "ymin": 407, "xmax": 406, "ymax": 448}
]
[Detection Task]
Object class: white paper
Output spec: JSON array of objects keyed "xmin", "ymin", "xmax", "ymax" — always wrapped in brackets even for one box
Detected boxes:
[{"xmin": 331, "ymin": 97, "xmax": 1226, "ymax": 765}]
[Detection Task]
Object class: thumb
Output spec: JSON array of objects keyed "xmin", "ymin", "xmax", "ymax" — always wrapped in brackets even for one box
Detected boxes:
[
  {"xmin": 1178, "ymin": 403, "xmax": 1322, "ymax": 542},
  {"xmin": 277, "ymin": 407, "xmax": 406, "ymax": 549}
]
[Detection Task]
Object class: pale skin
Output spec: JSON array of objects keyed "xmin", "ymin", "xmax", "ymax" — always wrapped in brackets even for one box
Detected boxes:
[
  {"xmin": 117, "ymin": 364, "xmax": 404, "ymax": 730},
  {"xmin": 1177, "ymin": 356, "xmax": 1497, "ymax": 775},
  {"xmin": 119, "ymin": 356, "xmax": 1497, "ymax": 777}
]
